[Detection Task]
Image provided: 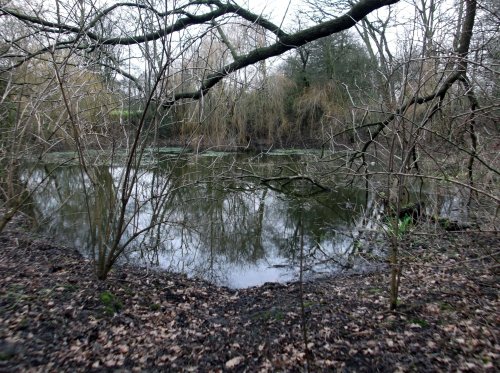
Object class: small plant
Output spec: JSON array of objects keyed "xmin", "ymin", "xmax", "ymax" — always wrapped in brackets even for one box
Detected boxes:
[
  {"xmin": 99, "ymin": 291, "xmax": 123, "ymax": 316},
  {"xmin": 368, "ymin": 287, "xmax": 383, "ymax": 295},
  {"xmin": 398, "ymin": 215, "xmax": 413, "ymax": 236},
  {"xmin": 303, "ymin": 300, "xmax": 315, "ymax": 308},
  {"xmin": 150, "ymin": 303, "xmax": 161, "ymax": 311},
  {"xmin": 409, "ymin": 318, "xmax": 429, "ymax": 328},
  {"xmin": 62, "ymin": 284, "xmax": 77, "ymax": 293},
  {"xmin": 254, "ymin": 308, "xmax": 284, "ymax": 322},
  {"xmin": 387, "ymin": 215, "xmax": 413, "ymax": 239},
  {"xmin": 439, "ymin": 302, "xmax": 454, "ymax": 312},
  {"xmin": 387, "ymin": 214, "xmax": 413, "ymax": 310},
  {"xmin": 0, "ymin": 351, "xmax": 14, "ymax": 361}
]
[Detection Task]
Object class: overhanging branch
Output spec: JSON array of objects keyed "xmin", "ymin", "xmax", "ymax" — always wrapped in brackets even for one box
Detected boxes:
[{"xmin": 169, "ymin": 0, "xmax": 400, "ymax": 102}]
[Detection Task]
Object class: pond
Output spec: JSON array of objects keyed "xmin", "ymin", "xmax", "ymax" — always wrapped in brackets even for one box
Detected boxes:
[{"xmin": 27, "ymin": 150, "xmax": 470, "ymax": 288}]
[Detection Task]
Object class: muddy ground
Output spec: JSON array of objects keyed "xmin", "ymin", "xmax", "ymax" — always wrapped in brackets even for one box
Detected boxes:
[{"xmin": 0, "ymin": 221, "xmax": 498, "ymax": 372}]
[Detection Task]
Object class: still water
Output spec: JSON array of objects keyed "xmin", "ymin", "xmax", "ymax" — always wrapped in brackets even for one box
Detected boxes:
[{"xmin": 28, "ymin": 150, "xmax": 467, "ymax": 288}]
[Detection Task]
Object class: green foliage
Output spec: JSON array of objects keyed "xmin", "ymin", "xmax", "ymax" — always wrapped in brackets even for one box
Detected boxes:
[
  {"xmin": 0, "ymin": 351, "xmax": 15, "ymax": 361},
  {"xmin": 99, "ymin": 290, "xmax": 123, "ymax": 315},
  {"xmin": 149, "ymin": 303, "xmax": 161, "ymax": 311},
  {"xmin": 253, "ymin": 308, "xmax": 284, "ymax": 322},
  {"xmin": 438, "ymin": 302, "xmax": 455, "ymax": 312},
  {"xmin": 409, "ymin": 318, "xmax": 429, "ymax": 328},
  {"xmin": 398, "ymin": 215, "xmax": 413, "ymax": 236},
  {"xmin": 303, "ymin": 300, "xmax": 316, "ymax": 308},
  {"xmin": 284, "ymin": 32, "xmax": 377, "ymax": 94},
  {"xmin": 367, "ymin": 287, "xmax": 383, "ymax": 295},
  {"xmin": 387, "ymin": 215, "xmax": 413, "ymax": 239},
  {"xmin": 109, "ymin": 110, "xmax": 144, "ymax": 125}
]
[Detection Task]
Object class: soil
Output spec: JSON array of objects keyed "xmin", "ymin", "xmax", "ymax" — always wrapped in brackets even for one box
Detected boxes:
[{"xmin": 0, "ymin": 218, "xmax": 498, "ymax": 372}]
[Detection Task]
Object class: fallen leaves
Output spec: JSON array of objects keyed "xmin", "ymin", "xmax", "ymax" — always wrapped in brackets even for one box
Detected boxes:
[
  {"xmin": 0, "ymin": 230, "xmax": 498, "ymax": 371},
  {"xmin": 225, "ymin": 356, "xmax": 244, "ymax": 368}
]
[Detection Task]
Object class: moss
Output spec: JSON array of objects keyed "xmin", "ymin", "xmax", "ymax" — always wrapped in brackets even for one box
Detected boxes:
[
  {"xmin": 253, "ymin": 308, "xmax": 284, "ymax": 322},
  {"xmin": 99, "ymin": 291, "xmax": 123, "ymax": 316},
  {"xmin": 0, "ymin": 352, "xmax": 13, "ymax": 361}
]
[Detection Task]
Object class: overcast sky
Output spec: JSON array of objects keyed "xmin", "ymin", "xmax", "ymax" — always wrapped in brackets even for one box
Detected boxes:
[{"xmin": 236, "ymin": 0, "xmax": 299, "ymax": 28}]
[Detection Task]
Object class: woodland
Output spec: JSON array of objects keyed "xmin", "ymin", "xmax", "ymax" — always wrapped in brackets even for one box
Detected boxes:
[{"xmin": 0, "ymin": 0, "xmax": 499, "ymax": 371}]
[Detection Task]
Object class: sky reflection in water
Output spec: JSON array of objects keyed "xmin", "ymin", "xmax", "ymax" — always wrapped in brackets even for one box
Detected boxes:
[{"xmin": 29, "ymin": 152, "xmax": 468, "ymax": 288}]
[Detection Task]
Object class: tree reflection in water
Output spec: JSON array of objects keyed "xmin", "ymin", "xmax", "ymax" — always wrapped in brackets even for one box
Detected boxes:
[{"xmin": 28, "ymin": 153, "xmax": 469, "ymax": 288}]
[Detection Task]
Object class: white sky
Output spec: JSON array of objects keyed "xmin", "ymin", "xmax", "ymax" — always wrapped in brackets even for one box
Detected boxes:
[
  {"xmin": 235, "ymin": 0, "xmax": 410, "ymax": 43},
  {"xmin": 237, "ymin": 0, "xmax": 299, "ymax": 29}
]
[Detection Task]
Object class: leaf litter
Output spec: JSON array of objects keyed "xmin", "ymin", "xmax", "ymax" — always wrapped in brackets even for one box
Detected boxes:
[{"xmin": 0, "ymin": 224, "xmax": 498, "ymax": 371}]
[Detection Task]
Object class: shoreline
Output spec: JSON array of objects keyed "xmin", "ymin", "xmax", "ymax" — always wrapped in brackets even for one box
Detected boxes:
[{"xmin": 1, "ymin": 225, "xmax": 498, "ymax": 371}]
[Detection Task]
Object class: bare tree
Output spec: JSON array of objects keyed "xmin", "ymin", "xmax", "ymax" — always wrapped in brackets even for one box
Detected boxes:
[
  {"xmin": 1, "ymin": 0, "xmax": 497, "ymax": 294},
  {"xmin": 0, "ymin": 0, "xmax": 402, "ymax": 279}
]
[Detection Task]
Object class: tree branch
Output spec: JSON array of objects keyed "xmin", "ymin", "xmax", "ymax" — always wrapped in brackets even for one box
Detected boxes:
[
  {"xmin": 169, "ymin": 0, "xmax": 400, "ymax": 102},
  {"xmin": 1, "ymin": 0, "xmax": 401, "ymax": 109},
  {"xmin": 351, "ymin": 0, "xmax": 477, "ymax": 162}
]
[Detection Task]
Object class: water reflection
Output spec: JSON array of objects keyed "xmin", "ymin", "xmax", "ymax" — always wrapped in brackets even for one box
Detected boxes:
[{"xmin": 28, "ymin": 153, "xmax": 471, "ymax": 288}]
